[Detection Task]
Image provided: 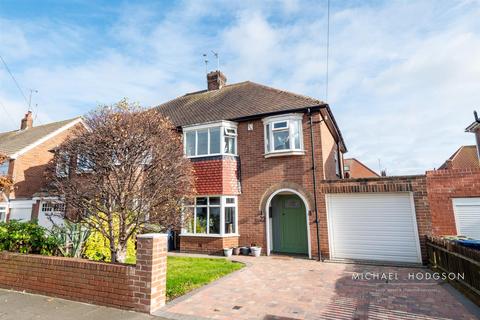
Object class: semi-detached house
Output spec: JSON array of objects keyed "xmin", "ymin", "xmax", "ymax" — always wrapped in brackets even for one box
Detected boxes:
[
  {"xmin": 157, "ymin": 70, "xmax": 347, "ymax": 258},
  {"xmin": 0, "ymin": 112, "xmax": 83, "ymax": 227}
]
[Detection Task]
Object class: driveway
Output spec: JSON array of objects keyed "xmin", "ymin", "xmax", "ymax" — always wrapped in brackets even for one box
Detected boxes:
[{"xmin": 156, "ymin": 255, "xmax": 480, "ymax": 320}]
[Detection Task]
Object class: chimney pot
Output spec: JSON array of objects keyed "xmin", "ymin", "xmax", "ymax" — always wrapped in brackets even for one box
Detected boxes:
[
  {"xmin": 20, "ymin": 111, "xmax": 33, "ymax": 130},
  {"xmin": 207, "ymin": 70, "xmax": 227, "ymax": 91}
]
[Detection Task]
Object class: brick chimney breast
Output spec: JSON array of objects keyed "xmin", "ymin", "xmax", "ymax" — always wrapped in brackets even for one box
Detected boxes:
[
  {"xmin": 20, "ymin": 111, "xmax": 33, "ymax": 130},
  {"xmin": 207, "ymin": 70, "xmax": 227, "ymax": 91}
]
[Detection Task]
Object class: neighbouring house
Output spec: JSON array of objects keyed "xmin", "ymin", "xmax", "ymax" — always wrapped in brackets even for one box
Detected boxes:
[
  {"xmin": 0, "ymin": 111, "xmax": 83, "ymax": 227},
  {"xmin": 157, "ymin": 70, "xmax": 347, "ymax": 259},
  {"xmin": 466, "ymin": 110, "xmax": 480, "ymax": 162},
  {"xmin": 438, "ymin": 145, "xmax": 479, "ymax": 170},
  {"xmin": 428, "ymin": 112, "xmax": 480, "ymax": 240},
  {"xmin": 343, "ymin": 158, "xmax": 379, "ymax": 178}
]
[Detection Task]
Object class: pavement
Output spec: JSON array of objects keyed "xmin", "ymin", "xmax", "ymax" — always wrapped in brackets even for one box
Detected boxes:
[
  {"xmin": 0, "ymin": 288, "xmax": 161, "ymax": 320},
  {"xmin": 1, "ymin": 255, "xmax": 479, "ymax": 320}
]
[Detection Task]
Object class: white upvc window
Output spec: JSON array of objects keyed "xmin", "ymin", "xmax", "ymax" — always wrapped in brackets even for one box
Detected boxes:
[
  {"xmin": 0, "ymin": 204, "xmax": 7, "ymax": 222},
  {"xmin": 183, "ymin": 121, "xmax": 237, "ymax": 158},
  {"xmin": 334, "ymin": 147, "xmax": 340, "ymax": 177},
  {"xmin": 76, "ymin": 154, "xmax": 93, "ymax": 173},
  {"xmin": 56, "ymin": 152, "xmax": 70, "ymax": 177},
  {"xmin": 263, "ymin": 114, "xmax": 304, "ymax": 156},
  {"xmin": 0, "ymin": 160, "xmax": 9, "ymax": 176},
  {"xmin": 41, "ymin": 202, "xmax": 66, "ymax": 214},
  {"xmin": 182, "ymin": 196, "xmax": 238, "ymax": 236}
]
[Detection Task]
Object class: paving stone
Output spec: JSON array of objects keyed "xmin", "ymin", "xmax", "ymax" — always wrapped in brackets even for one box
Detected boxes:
[{"xmin": 159, "ymin": 255, "xmax": 480, "ymax": 320}]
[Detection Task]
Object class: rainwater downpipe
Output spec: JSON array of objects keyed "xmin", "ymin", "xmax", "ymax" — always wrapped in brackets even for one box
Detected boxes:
[{"xmin": 308, "ymin": 108, "xmax": 322, "ymax": 262}]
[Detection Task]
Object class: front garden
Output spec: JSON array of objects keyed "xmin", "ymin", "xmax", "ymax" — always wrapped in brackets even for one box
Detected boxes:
[{"xmin": 0, "ymin": 219, "xmax": 243, "ymax": 301}]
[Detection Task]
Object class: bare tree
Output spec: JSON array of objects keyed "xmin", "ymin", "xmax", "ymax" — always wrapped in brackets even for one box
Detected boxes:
[{"xmin": 47, "ymin": 99, "xmax": 195, "ymax": 263}]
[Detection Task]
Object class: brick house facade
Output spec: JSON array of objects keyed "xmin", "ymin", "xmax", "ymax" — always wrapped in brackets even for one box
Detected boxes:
[
  {"xmin": 156, "ymin": 71, "xmax": 478, "ymax": 262},
  {"xmin": 0, "ymin": 112, "xmax": 83, "ymax": 224},
  {"xmin": 156, "ymin": 71, "xmax": 347, "ymax": 257},
  {"xmin": 426, "ymin": 168, "xmax": 480, "ymax": 236}
]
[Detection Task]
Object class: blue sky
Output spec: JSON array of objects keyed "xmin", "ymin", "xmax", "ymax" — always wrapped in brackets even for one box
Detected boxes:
[{"xmin": 1, "ymin": 0, "xmax": 479, "ymax": 175}]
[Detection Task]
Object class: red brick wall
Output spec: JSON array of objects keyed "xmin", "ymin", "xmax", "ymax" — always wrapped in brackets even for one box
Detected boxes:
[
  {"xmin": 236, "ymin": 112, "xmax": 329, "ymax": 252},
  {"xmin": 319, "ymin": 175, "xmax": 431, "ymax": 262},
  {"xmin": 0, "ymin": 234, "xmax": 167, "ymax": 314},
  {"xmin": 11, "ymin": 123, "xmax": 82, "ymax": 199},
  {"xmin": 181, "ymin": 111, "xmax": 342, "ymax": 257},
  {"xmin": 192, "ymin": 156, "xmax": 240, "ymax": 195},
  {"xmin": 426, "ymin": 168, "xmax": 480, "ymax": 236},
  {"xmin": 180, "ymin": 235, "xmax": 239, "ymax": 255}
]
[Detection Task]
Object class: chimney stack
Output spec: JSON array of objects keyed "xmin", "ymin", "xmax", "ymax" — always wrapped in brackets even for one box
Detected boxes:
[
  {"xmin": 207, "ymin": 70, "xmax": 227, "ymax": 91},
  {"xmin": 20, "ymin": 111, "xmax": 33, "ymax": 130}
]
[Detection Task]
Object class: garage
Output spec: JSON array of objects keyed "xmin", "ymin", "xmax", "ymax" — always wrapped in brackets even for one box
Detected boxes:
[
  {"xmin": 326, "ymin": 193, "xmax": 422, "ymax": 264},
  {"xmin": 453, "ymin": 198, "xmax": 480, "ymax": 240}
]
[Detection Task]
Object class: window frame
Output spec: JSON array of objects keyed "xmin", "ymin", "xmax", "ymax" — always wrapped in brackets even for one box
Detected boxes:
[
  {"xmin": 182, "ymin": 195, "xmax": 238, "ymax": 237},
  {"xmin": 0, "ymin": 160, "xmax": 9, "ymax": 176},
  {"xmin": 183, "ymin": 121, "xmax": 238, "ymax": 158},
  {"xmin": 56, "ymin": 152, "xmax": 70, "ymax": 178},
  {"xmin": 0, "ymin": 204, "xmax": 7, "ymax": 222},
  {"xmin": 263, "ymin": 114, "xmax": 304, "ymax": 156}
]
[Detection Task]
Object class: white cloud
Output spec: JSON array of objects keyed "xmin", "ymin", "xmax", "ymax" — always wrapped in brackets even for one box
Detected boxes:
[{"xmin": 0, "ymin": 0, "xmax": 479, "ymax": 175}]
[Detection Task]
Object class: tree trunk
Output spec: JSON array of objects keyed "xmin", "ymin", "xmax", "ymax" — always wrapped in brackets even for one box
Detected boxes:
[{"xmin": 112, "ymin": 242, "xmax": 128, "ymax": 263}]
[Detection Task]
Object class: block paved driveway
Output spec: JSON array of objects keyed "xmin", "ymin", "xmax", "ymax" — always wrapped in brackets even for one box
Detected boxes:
[{"xmin": 156, "ymin": 255, "xmax": 480, "ymax": 320}]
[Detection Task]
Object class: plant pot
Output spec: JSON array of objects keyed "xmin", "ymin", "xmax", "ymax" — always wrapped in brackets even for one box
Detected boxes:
[
  {"xmin": 223, "ymin": 248, "xmax": 233, "ymax": 257},
  {"xmin": 233, "ymin": 247, "xmax": 241, "ymax": 255},
  {"xmin": 240, "ymin": 247, "xmax": 250, "ymax": 255},
  {"xmin": 250, "ymin": 246, "xmax": 262, "ymax": 257}
]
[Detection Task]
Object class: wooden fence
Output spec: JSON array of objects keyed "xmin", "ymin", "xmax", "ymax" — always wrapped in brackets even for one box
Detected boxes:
[{"xmin": 426, "ymin": 236, "xmax": 480, "ymax": 301}]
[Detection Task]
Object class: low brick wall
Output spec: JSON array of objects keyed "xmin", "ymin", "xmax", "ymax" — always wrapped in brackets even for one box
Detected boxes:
[
  {"xmin": 180, "ymin": 235, "xmax": 239, "ymax": 255},
  {"xmin": 318, "ymin": 175, "xmax": 431, "ymax": 262},
  {"xmin": 0, "ymin": 233, "xmax": 167, "ymax": 314},
  {"xmin": 426, "ymin": 168, "xmax": 480, "ymax": 236}
]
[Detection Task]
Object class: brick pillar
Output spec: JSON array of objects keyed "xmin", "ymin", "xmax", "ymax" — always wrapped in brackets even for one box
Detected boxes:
[{"xmin": 134, "ymin": 233, "xmax": 168, "ymax": 314}]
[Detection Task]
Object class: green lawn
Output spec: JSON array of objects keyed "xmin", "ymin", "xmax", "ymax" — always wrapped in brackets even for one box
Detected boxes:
[{"xmin": 166, "ymin": 256, "xmax": 243, "ymax": 300}]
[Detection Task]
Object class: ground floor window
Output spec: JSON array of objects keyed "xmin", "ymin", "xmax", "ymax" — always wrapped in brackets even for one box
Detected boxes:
[
  {"xmin": 0, "ymin": 205, "xmax": 6, "ymax": 222},
  {"xmin": 183, "ymin": 196, "xmax": 237, "ymax": 236}
]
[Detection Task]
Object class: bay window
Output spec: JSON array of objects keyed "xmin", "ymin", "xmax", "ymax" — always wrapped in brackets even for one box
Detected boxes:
[
  {"xmin": 263, "ymin": 114, "xmax": 304, "ymax": 155},
  {"xmin": 183, "ymin": 121, "xmax": 237, "ymax": 158},
  {"xmin": 183, "ymin": 196, "xmax": 237, "ymax": 235}
]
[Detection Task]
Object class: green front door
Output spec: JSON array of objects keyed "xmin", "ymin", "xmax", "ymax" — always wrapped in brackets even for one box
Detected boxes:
[{"xmin": 278, "ymin": 195, "xmax": 308, "ymax": 254}]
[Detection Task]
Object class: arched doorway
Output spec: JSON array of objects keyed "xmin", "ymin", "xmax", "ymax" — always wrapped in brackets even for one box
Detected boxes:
[{"xmin": 265, "ymin": 189, "xmax": 311, "ymax": 258}]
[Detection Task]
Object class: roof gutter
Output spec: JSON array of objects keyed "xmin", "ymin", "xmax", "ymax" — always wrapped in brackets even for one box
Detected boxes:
[
  {"xmin": 230, "ymin": 104, "xmax": 326, "ymax": 122},
  {"xmin": 231, "ymin": 104, "xmax": 347, "ymax": 152}
]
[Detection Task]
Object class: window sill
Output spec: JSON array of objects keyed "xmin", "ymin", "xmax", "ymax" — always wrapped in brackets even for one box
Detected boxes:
[
  {"xmin": 186, "ymin": 154, "xmax": 238, "ymax": 159},
  {"xmin": 264, "ymin": 150, "xmax": 305, "ymax": 158},
  {"xmin": 180, "ymin": 233, "xmax": 240, "ymax": 238}
]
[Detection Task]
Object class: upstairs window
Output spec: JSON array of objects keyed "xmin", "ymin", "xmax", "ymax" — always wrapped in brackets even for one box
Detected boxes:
[
  {"xmin": 183, "ymin": 122, "xmax": 237, "ymax": 158},
  {"xmin": 56, "ymin": 153, "xmax": 70, "ymax": 177},
  {"xmin": 263, "ymin": 114, "xmax": 303, "ymax": 155},
  {"xmin": 0, "ymin": 160, "xmax": 9, "ymax": 176},
  {"xmin": 76, "ymin": 154, "xmax": 93, "ymax": 173}
]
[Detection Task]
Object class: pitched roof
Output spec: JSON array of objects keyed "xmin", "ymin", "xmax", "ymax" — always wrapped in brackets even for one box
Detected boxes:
[
  {"xmin": 439, "ymin": 145, "xmax": 479, "ymax": 170},
  {"xmin": 156, "ymin": 81, "xmax": 323, "ymax": 127},
  {"xmin": 344, "ymin": 158, "xmax": 379, "ymax": 178},
  {"xmin": 0, "ymin": 117, "xmax": 81, "ymax": 157}
]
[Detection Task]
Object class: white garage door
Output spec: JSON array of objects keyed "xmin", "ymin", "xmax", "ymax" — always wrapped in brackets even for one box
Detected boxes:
[
  {"xmin": 326, "ymin": 193, "xmax": 422, "ymax": 264},
  {"xmin": 9, "ymin": 201, "xmax": 34, "ymax": 222},
  {"xmin": 453, "ymin": 198, "xmax": 480, "ymax": 240}
]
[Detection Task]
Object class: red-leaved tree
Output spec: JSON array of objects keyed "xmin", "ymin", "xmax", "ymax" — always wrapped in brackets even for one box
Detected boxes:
[{"xmin": 47, "ymin": 100, "xmax": 195, "ymax": 263}]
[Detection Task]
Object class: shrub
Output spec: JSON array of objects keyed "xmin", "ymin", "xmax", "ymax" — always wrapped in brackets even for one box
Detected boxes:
[
  {"xmin": 49, "ymin": 221, "xmax": 90, "ymax": 258},
  {"xmin": 84, "ymin": 229, "xmax": 136, "ymax": 263},
  {"xmin": 0, "ymin": 220, "xmax": 58, "ymax": 255}
]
